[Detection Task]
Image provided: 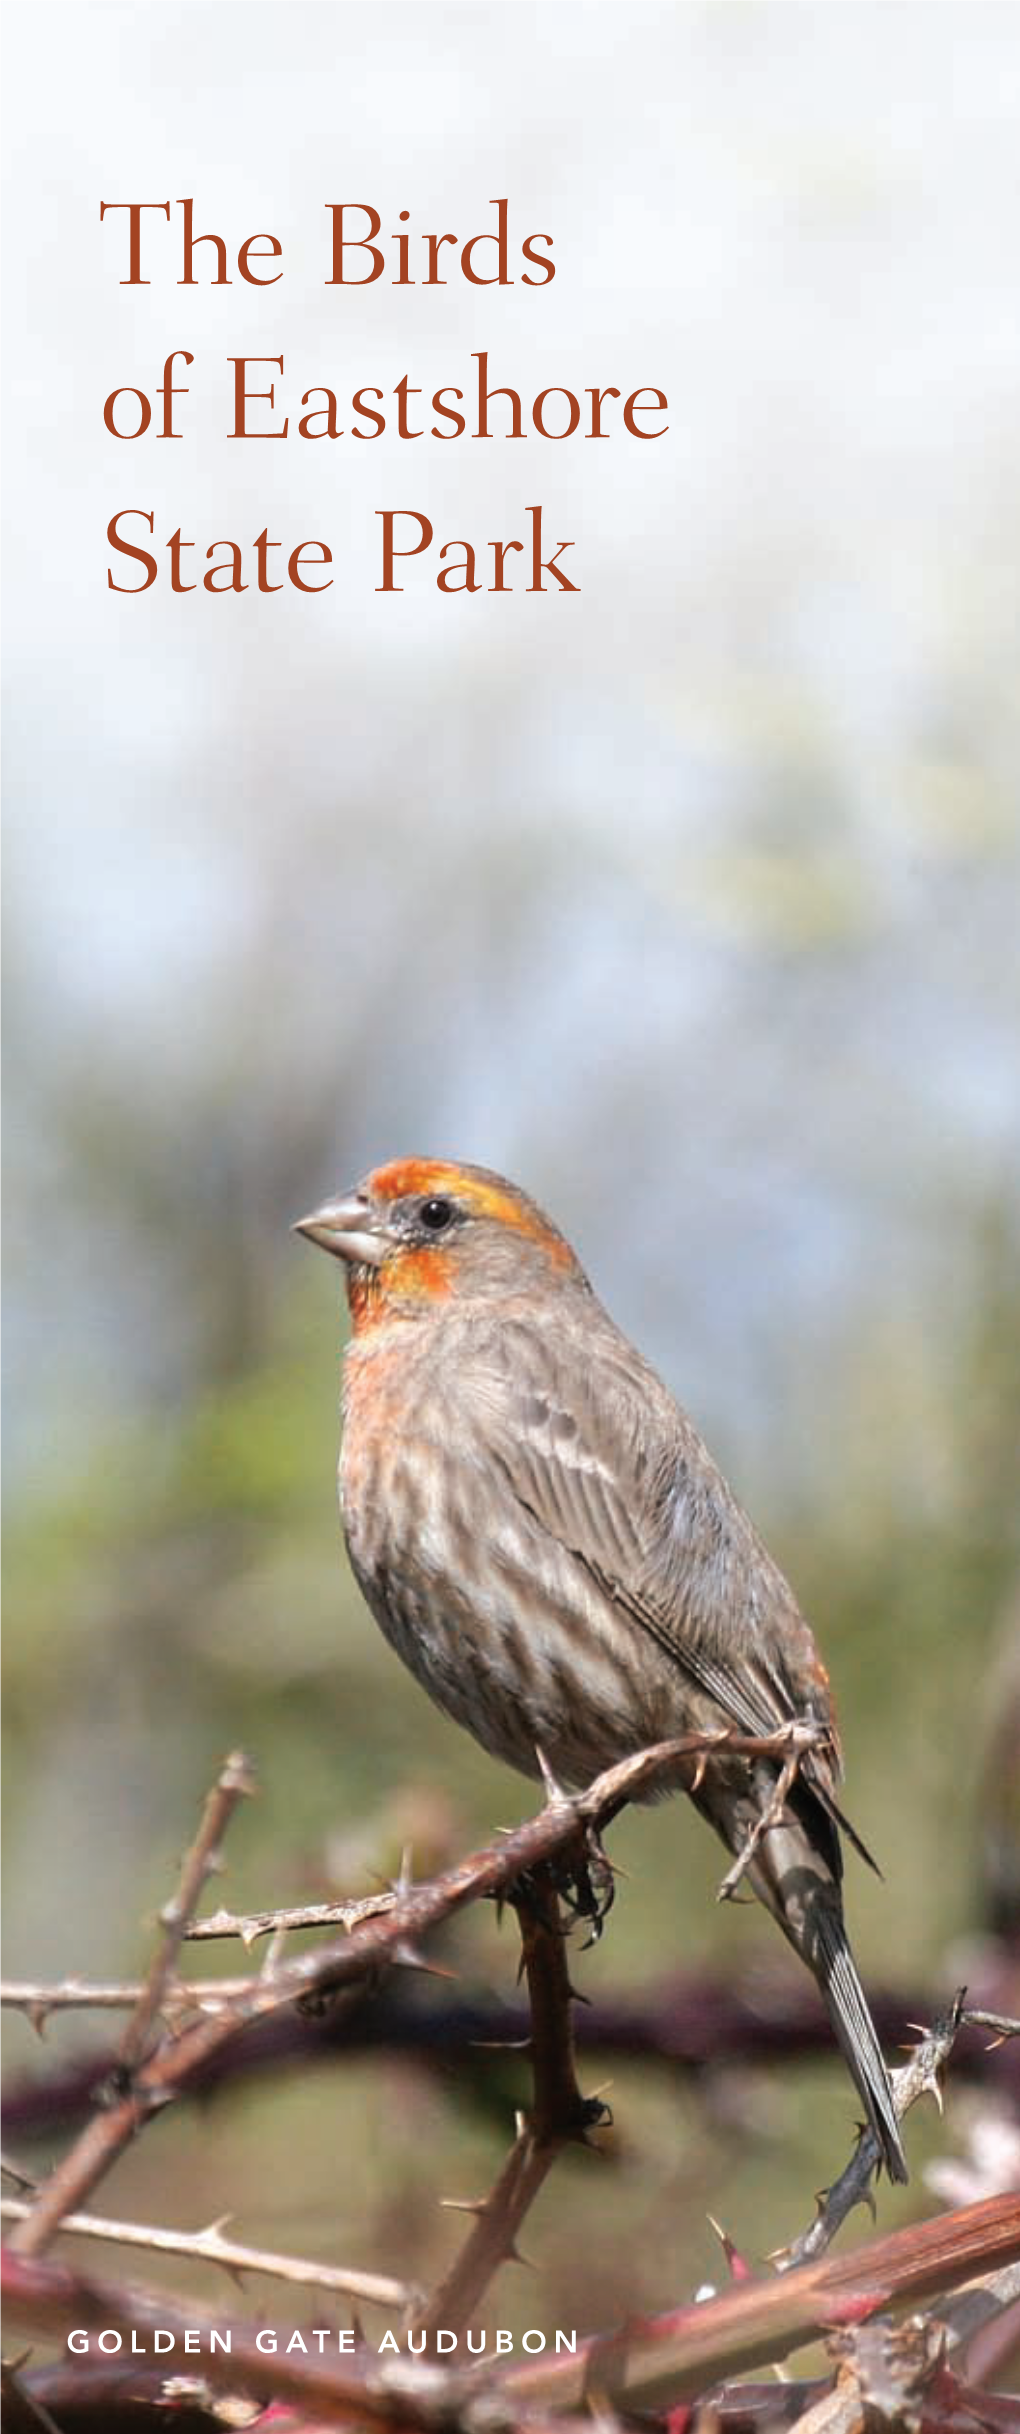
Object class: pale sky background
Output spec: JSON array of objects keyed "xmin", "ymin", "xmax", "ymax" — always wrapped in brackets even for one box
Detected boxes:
[{"xmin": 4, "ymin": 0, "xmax": 1019, "ymax": 1505}]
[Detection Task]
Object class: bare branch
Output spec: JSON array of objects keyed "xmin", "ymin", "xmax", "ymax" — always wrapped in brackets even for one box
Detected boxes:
[
  {"xmin": 9, "ymin": 1752, "xmax": 255, "ymax": 2261},
  {"xmin": 185, "ymin": 1889, "xmax": 400, "ymax": 1945},
  {"xmin": 7, "ymin": 1726, "xmax": 818, "ymax": 2265},
  {"xmin": 783, "ymin": 1992, "xmax": 1005, "ymax": 2269},
  {"xmin": 1, "ymin": 1975, "xmax": 257, "ymax": 2019},
  {"xmin": 963, "ymin": 2008, "xmax": 1020, "ymax": 2042},
  {"xmin": 1, "ymin": 2247, "xmax": 425, "ymax": 2430},
  {"xmin": 7, "ymin": 1956, "xmax": 1016, "ymax": 2145},
  {"xmin": 512, "ymin": 1868, "xmax": 604, "ymax": 2145},
  {"xmin": 0, "ymin": 2194, "xmax": 415, "ymax": 2308},
  {"xmin": 414, "ymin": 2117, "xmax": 557, "ymax": 2348},
  {"xmin": 116, "ymin": 1749, "xmax": 256, "ymax": 2075},
  {"xmin": 715, "ymin": 1721, "xmax": 821, "ymax": 1903},
  {"xmin": 7, "ymin": 2190, "xmax": 1020, "ymax": 2428},
  {"xmin": 412, "ymin": 1868, "xmax": 608, "ymax": 2344},
  {"xmin": 502, "ymin": 2188, "xmax": 1020, "ymax": 2413}
]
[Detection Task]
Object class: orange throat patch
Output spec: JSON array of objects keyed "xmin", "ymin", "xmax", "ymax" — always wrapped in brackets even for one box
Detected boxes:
[{"xmin": 346, "ymin": 1243, "xmax": 455, "ymax": 1334}]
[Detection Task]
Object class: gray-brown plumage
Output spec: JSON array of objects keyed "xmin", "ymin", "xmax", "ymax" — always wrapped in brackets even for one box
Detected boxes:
[{"xmin": 297, "ymin": 1156, "xmax": 908, "ymax": 2182}]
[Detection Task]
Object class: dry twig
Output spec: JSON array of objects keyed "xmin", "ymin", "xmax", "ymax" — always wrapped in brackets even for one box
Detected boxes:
[
  {"xmin": 116, "ymin": 1750, "xmax": 256, "ymax": 2075},
  {"xmin": 411, "ymin": 1867, "xmax": 608, "ymax": 2343},
  {"xmin": 715, "ymin": 1721, "xmax": 822, "ymax": 1903},
  {"xmin": 184, "ymin": 1889, "xmax": 400, "ymax": 1946},
  {"xmin": 784, "ymin": 1993, "xmax": 1020, "ymax": 2269},
  {"xmin": 1, "ymin": 1975, "xmax": 259, "ymax": 2022},
  {"xmin": 7, "ymin": 1726, "xmax": 818, "ymax": 2263},
  {"xmin": 9, "ymin": 1753, "xmax": 255, "ymax": 2261},
  {"xmin": 0, "ymin": 2194, "xmax": 415, "ymax": 2308},
  {"xmin": 502, "ymin": 2187, "xmax": 1020, "ymax": 2412},
  {"xmin": 6, "ymin": 2188, "xmax": 1020, "ymax": 2427}
]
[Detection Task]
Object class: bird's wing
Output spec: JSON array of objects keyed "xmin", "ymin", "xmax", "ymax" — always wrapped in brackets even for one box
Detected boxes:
[
  {"xmin": 465, "ymin": 1312, "xmax": 877, "ymax": 1866},
  {"xmin": 473, "ymin": 1314, "xmax": 810, "ymax": 1729}
]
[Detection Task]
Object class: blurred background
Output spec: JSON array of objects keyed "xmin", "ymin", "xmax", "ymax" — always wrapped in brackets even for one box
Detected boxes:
[{"xmin": 3, "ymin": 0, "xmax": 1019, "ymax": 2351}]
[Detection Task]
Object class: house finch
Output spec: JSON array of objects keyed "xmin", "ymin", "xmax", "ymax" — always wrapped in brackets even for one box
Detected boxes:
[{"xmin": 296, "ymin": 1156, "xmax": 907, "ymax": 2182}]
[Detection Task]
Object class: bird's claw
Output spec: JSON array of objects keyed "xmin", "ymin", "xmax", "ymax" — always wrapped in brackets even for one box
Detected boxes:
[
  {"xmin": 498, "ymin": 1824, "xmax": 616, "ymax": 1946},
  {"xmin": 553, "ymin": 1824, "xmax": 617, "ymax": 1946}
]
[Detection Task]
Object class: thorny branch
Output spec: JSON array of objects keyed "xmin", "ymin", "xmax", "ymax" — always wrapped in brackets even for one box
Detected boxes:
[
  {"xmin": 410, "ymin": 1866, "xmax": 610, "ymax": 2344},
  {"xmin": 6, "ymin": 1725, "xmax": 825, "ymax": 2262},
  {"xmin": 5, "ymin": 1730, "xmax": 1020, "ymax": 2432},
  {"xmin": 5, "ymin": 2189, "xmax": 1020, "ymax": 2429},
  {"xmin": 115, "ymin": 1749, "xmax": 256, "ymax": 2075},
  {"xmin": 5, "ymin": 1962, "xmax": 1016, "ymax": 2138},
  {"xmin": 785, "ymin": 1993, "xmax": 1020, "ymax": 2269},
  {"xmin": 185, "ymin": 1888, "xmax": 402, "ymax": 1946},
  {"xmin": 715, "ymin": 1720, "xmax": 820, "ymax": 1902},
  {"xmin": 501, "ymin": 2188, "xmax": 1020, "ymax": 2412},
  {"xmin": 786, "ymin": 1993, "xmax": 962, "ymax": 2269},
  {"xmin": 8, "ymin": 1753, "xmax": 255, "ymax": 2262},
  {"xmin": 0, "ymin": 2193, "xmax": 416, "ymax": 2308}
]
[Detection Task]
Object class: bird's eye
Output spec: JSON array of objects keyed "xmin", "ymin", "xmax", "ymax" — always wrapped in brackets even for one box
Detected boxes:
[{"xmin": 419, "ymin": 1195, "xmax": 456, "ymax": 1233}]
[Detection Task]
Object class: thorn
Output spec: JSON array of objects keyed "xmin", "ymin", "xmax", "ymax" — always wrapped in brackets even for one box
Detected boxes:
[
  {"xmin": 149, "ymin": 2090, "xmax": 177, "ymax": 2118},
  {"xmin": 392, "ymin": 1941, "xmax": 453, "ymax": 1978},
  {"xmin": 707, "ymin": 2215, "xmax": 753, "ymax": 2281},
  {"xmin": 439, "ymin": 2196, "xmax": 489, "ymax": 2217},
  {"xmin": 0, "ymin": 2158, "xmax": 37, "ymax": 2194},
  {"xmin": 535, "ymin": 1745, "xmax": 570, "ymax": 1806},
  {"xmin": 27, "ymin": 2005, "xmax": 50, "ymax": 2040},
  {"xmin": 260, "ymin": 1927, "xmax": 289, "ymax": 1979}
]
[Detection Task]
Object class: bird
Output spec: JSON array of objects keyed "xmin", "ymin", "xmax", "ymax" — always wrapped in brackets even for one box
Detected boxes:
[{"xmin": 295, "ymin": 1156, "xmax": 907, "ymax": 2182}]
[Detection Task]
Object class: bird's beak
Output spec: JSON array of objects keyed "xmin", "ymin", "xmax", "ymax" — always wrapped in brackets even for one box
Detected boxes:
[{"xmin": 292, "ymin": 1194, "xmax": 387, "ymax": 1267}]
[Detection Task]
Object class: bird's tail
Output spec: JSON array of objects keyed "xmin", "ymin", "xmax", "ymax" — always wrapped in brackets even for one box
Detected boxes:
[
  {"xmin": 693, "ymin": 1775, "xmax": 908, "ymax": 2184},
  {"xmin": 808, "ymin": 1898, "xmax": 908, "ymax": 2184}
]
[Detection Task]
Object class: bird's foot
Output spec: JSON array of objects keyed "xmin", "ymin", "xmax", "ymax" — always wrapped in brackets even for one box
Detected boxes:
[
  {"xmin": 496, "ymin": 1827, "xmax": 616, "ymax": 1948},
  {"xmin": 551, "ymin": 1823, "xmax": 617, "ymax": 1947}
]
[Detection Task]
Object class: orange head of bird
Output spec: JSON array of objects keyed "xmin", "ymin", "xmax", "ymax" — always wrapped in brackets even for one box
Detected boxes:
[{"xmin": 294, "ymin": 1157, "xmax": 586, "ymax": 1329}]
